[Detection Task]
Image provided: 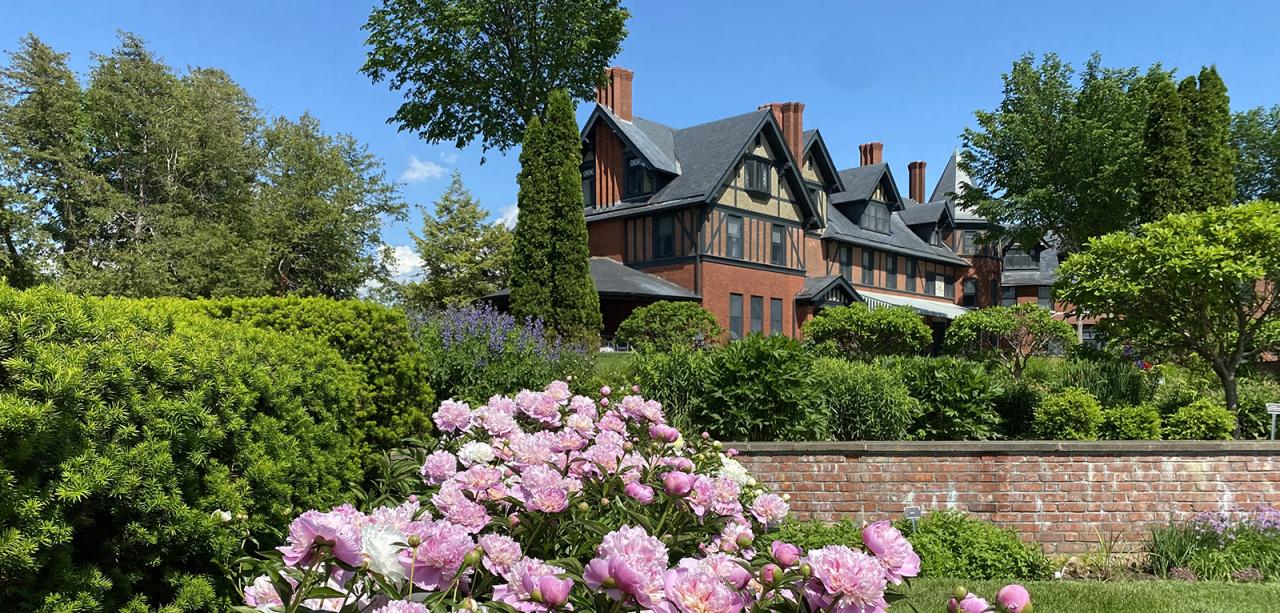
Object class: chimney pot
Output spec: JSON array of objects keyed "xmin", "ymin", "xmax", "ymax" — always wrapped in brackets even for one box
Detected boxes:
[
  {"xmin": 760, "ymin": 102, "xmax": 805, "ymax": 165},
  {"xmin": 859, "ymin": 142, "xmax": 884, "ymax": 166},
  {"xmin": 908, "ymin": 161, "xmax": 927, "ymax": 203},
  {"xmin": 596, "ymin": 67, "xmax": 634, "ymax": 121}
]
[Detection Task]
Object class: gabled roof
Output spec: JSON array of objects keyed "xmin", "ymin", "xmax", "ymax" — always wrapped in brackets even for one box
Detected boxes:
[
  {"xmin": 898, "ymin": 200, "xmax": 954, "ymax": 228},
  {"xmin": 822, "ymin": 204, "xmax": 969, "ymax": 266},
  {"xmin": 831, "ymin": 163, "xmax": 903, "ymax": 207},
  {"xmin": 583, "ymin": 105, "xmax": 680, "ymax": 175},
  {"xmin": 796, "ymin": 275, "xmax": 857, "ymax": 304},
  {"xmin": 929, "ymin": 149, "xmax": 985, "ymax": 223},
  {"xmin": 489, "ymin": 257, "xmax": 700, "ymax": 301},
  {"xmin": 801, "ymin": 129, "xmax": 844, "ymax": 191}
]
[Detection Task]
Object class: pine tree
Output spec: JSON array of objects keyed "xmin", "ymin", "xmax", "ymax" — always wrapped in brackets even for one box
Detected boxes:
[
  {"xmin": 509, "ymin": 89, "xmax": 601, "ymax": 343},
  {"xmin": 1184, "ymin": 66, "xmax": 1234, "ymax": 208},
  {"xmin": 1140, "ymin": 73, "xmax": 1192, "ymax": 222},
  {"xmin": 404, "ymin": 170, "xmax": 512, "ymax": 307}
]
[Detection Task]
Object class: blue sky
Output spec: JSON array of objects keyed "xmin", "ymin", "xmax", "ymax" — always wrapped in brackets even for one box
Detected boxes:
[{"xmin": 6, "ymin": 1, "xmax": 1280, "ymax": 277}]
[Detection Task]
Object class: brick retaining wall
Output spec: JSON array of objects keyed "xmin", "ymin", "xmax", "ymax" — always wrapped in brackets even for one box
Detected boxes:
[{"xmin": 731, "ymin": 441, "xmax": 1280, "ymax": 554}]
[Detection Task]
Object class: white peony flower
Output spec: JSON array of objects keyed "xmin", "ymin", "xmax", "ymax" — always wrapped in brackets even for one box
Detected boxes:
[
  {"xmin": 718, "ymin": 455, "xmax": 752, "ymax": 486},
  {"xmin": 361, "ymin": 524, "xmax": 407, "ymax": 583},
  {"xmin": 458, "ymin": 441, "xmax": 496, "ymax": 466}
]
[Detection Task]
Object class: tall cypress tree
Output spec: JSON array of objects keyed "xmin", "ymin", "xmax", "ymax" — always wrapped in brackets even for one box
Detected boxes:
[
  {"xmin": 1184, "ymin": 66, "xmax": 1234, "ymax": 208},
  {"xmin": 511, "ymin": 115, "xmax": 554, "ymax": 320},
  {"xmin": 1140, "ymin": 73, "xmax": 1192, "ymax": 222}
]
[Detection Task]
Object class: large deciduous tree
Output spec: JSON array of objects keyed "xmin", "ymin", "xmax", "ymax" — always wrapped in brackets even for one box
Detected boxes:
[
  {"xmin": 361, "ymin": 0, "xmax": 628, "ymax": 154},
  {"xmin": 945, "ymin": 303, "xmax": 1076, "ymax": 379},
  {"xmin": 403, "ymin": 170, "xmax": 511, "ymax": 307},
  {"xmin": 510, "ymin": 89, "xmax": 600, "ymax": 343},
  {"xmin": 1232, "ymin": 105, "xmax": 1280, "ymax": 202},
  {"xmin": 1056, "ymin": 201, "xmax": 1280, "ymax": 432}
]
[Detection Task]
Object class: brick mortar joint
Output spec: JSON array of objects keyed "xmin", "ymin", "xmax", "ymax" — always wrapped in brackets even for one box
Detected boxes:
[{"xmin": 726, "ymin": 440, "xmax": 1280, "ymax": 456}]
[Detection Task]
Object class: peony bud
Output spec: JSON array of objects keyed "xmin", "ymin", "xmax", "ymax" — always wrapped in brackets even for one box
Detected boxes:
[
  {"xmin": 761, "ymin": 563, "xmax": 781, "ymax": 584},
  {"xmin": 631, "ymin": 385, "xmax": 640, "ymax": 393},
  {"xmin": 726, "ymin": 448, "xmax": 738, "ymax": 458},
  {"xmin": 624, "ymin": 482, "xmax": 656, "ymax": 505},
  {"xmin": 952, "ymin": 586, "xmax": 969, "ymax": 601},
  {"xmin": 799, "ymin": 562, "xmax": 812, "ymax": 578},
  {"xmin": 576, "ymin": 501, "xmax": 590, "ymax": 513},
  {"xmin": 771, "ymin": 541, "xmax": 802, "ymax": 567},
  {"xmin": 538, "ymin": 576, "xmax": 572, "ymax": 607},
  {"xmin": 663, "ymin": 471, "xmax": 694, "ymax": 497},
  {"xmin": 600, "ymin": 398, "xmax": 610, "ymax": 407},
  {"xmin": 464, "ymin": 546, "xmax": 484, "ymax": 566},
  {"xmin": 407, "ymin": 535, "xmax": 422, "ymax": 547},
  {"xmin": 996, "ymin": 584, "xmax": 1033, "ymax": 613},
  {"xmin": 600, "ymin": 385, "xmax": 612, "ymax": 397}
]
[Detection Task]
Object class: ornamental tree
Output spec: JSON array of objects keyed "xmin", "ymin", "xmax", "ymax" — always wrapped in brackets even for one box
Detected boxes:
[
  {"xmin": 945, "ymin": 303, "xmax": 1076, "ymax": 379},
  {"xmin": 802, "ymin": 302, "xmax": 932, "ymax": 360},
  {"xmin": 403, "ymin": 171, "xmax": 512, "ymax": 308},
  {"xmin": 615, "ymin": 301, "xmax": 722, "ymax": 351},
  {"xmin": 1056, "ymin": 201, "xmax": 1280, "ymax": 431}
]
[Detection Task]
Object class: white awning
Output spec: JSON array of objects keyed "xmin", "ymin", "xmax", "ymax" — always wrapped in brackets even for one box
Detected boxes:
[{"xmin": 857, "ymin": 289, "xmax": 971, "ymax": 320}]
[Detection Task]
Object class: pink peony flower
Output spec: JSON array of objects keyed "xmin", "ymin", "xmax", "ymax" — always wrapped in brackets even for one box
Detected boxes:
[
  {"xmin": 953, "ymin": 594, "xmax": 991, "ymax": 613},
  {"xmin": 432, "ymin": 399, "xmax": 472, "ymax": 432},
  {"xmin": 244, "ymin": 575, "xmax": 285, "ymax": 610},
  {"xmin": 372, "ymin": 602, "xmax": 428, "ymax": 613},
  {"xmin": 399, "ymin": 519, "xmax": 475, "ymax": 591},
  {"xmin": 278, "ymin": 508, "xmax": 364, "ymax": 567},
  {"xmin": 432, "ymin": 482, "xmax": 490, "ymax": 533},
  {"xmin": 624, "ymin": 481, "xmax": 656, "ymax": 505},
  {"xmin": 681, "ymin": 553, "xmax": 752, "ymax": 590},
  {"xmin": 861, "ymin": 520, "xmax": 921, "ymax": 584},
  {"xmin": 996, "ymin": 584, "xmax": 1032, "ymax": 613},
  {"xmin": 492, "ymin": 557, "xmax": 574, "ymax": 612},
  {"xmin": 661, "ymin": 566, "xmax": 745, "ymax": 613},
  {"xmin": 479, "ymin": 533, "xmax": 524, "ymax": 577},
  {"xmin": 803, "ymin": 545, "xmax": 890, "ymax": 613},
  {"xmin": 544, "ymin": 380, "xmax": 572, "ymax": 403},
  {"xmin": 771, "ymin": 541, "xmax": 802, "ymax": 568},
  {"xmin": 750, "ymin": 493, "xmax": 790, "ymax": 525},
  {"xmin": 584, "ymin": 526, "xmax": 669, "ymax": 606},
  {"xmin": 649, "ymin": 423, "xmax": 681, "ymax": 443},
  {"xmin": 421, "ymin": 450, "xmax": 458, "ymax": 485},
  {"xmin": 663, "ymin": 471, "xmax": 695, "ymax": 497}
]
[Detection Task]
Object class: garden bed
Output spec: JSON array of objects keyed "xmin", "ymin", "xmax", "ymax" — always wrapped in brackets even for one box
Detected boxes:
[{"xmin": 904, "ymin": 578, "xmax": 1280, "ymax": 613}]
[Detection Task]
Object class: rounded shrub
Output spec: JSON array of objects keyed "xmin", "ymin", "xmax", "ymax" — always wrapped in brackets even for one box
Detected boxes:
[
  {"xmin": 614, "ymin": 300, "xmax": 722, "ymax": 351},
  {"xmin": 0, "ymin": 287, "xmax": 364, "ymax": 611},
  {"xmin": 802, "ymin": 302, "xmax": 931, "ymax": 359},
  {"xmin": 1164, "ymin": 398, "xmax": 1236, "ymax": 440},
  {"xmin": 992, "ymin": 378, "xmax": 1043, "ymax": 439},
  {"xmin": 884, "ymin": 355, "xmax": 1003, "ymax": 440},
  {"xmin": 895, "ymin": 510, "xmax": 1054, "ymax": 580},
  {"xmin": 696, "ymin": 333, "xmax": 822, "ymax": 441},
  {"xmin": 1101, "ymin": 403, "xmax": 1163, "ymax": 440},
  {"xmin": 1031, "ymin": 387, "xmax": 1103, "ymax": 440},
  {"xmin": 812, "ymin": 357, "xmax": 916, "ymax": 440}
]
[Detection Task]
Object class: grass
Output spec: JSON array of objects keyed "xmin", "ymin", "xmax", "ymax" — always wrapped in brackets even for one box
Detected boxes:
[
  {"xmin": 900, "ymin": 578, "xmax": 1280, "ymax": 613},
  {"xmin": 594, "ymin": 350, "xmax": 636, "ymax": 377}
]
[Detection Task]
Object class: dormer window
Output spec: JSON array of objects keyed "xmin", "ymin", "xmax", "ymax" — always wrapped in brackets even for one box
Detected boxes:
[
  {"xmin": 624, "ymin": 156, "xmax": 653, "ymax": 197},
  {"xmin": 1004, "ymin": 248, "xmax": 1037, "ymax": 270},
  {"xmin": 744, "ymin": 157, "xmax": 770, "ymax": 194},
  {"xmin": 862, "ymin": 202, "xmax": 890, "ymax": 234},
  {"xmin": 931, "ymin": 228, "xmax": 943, "ymax": 246}
]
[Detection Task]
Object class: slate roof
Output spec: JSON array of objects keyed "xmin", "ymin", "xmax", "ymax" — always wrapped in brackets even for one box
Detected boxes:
[
  {"xmin": 930, "ymin": 149, "xmax": 985, "ymax": 223},
  {"xmin": 802, "ymin": 129, "xmax": 844, "ymax": 191},
  {"xmin": 898, "ymin": 200, "xmax": 952, "ymax": 227},
  {"xmin": 823, "ymin": 204, "xmax": 968, "ymax": 266},
  {"xmin": 832, "ymin": 164, "xmax": 893, "ymax": 205},
  {"xmin": 796, "ymin": 275, "xmax": 856, "ymax": 302},
  {"xmin": 488, "ymin": 257, "xmax": 700, "ymax": 301}
]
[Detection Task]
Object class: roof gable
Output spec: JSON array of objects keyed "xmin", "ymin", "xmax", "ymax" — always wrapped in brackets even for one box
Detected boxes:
[
  {"xmin": 831, "ymin": 163, "xmax": 904, "ymax": 208},
  {"xmin": 582, "ymin": 104, "xmax": 681, "ymax": 175},
  {"xmin": 801, "ymin": 130, "xmax": 844, "ymax": 191}
]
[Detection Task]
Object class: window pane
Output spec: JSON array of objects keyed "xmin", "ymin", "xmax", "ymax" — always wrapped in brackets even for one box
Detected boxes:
[
  {"xmin": 727, "ymin": 216, "xmax": 743, "ymax": 259},
  {"xmin": 1001, "ymin": 287, "xmax": 1016, "ymax": 307},
  {"xmin": 1037, "ymin": 286, "xmax": 1053, "ymax": 309},
  {"xmin": 750, "ymin": 295, "xmax": 764, "ymax": 333},
  {"xmin": 962, "ymin": 279, "xmax": 978, "ymax": 308},
  {"xmin": 886, "ymin": 255, "xmax": 898, "ymax": 289},
  {"xmin": 1004, "ymin": 249, "xmax": 1036, "ymax": 270},
  {"xmin": 906, "ymin": 259, "xmax": 917, "ymax": 292},
  {"xmin": 729, "ymin": 294, "xmax": 743, "ymax": 340},
  {"xmin": 839, "ymin": 246, "xmax": 852, "ymax": 280},
  {"xmin": 655, "ymin": 215, "xmax": 675, "ymax": 258},
  {"xmin": 944, "ymin": 275, "xmax": 955, "ymax": 299},
  {"xmin": 770, "ymin": 298, "xmax": 783, "ymax": 335},
  {"xmin": 771, "ymin": 224, "xmax": 785, "ymax": 266},
  {"xmin": 861, "ymin": 250, "xmax": 875, "ymax": 285}
]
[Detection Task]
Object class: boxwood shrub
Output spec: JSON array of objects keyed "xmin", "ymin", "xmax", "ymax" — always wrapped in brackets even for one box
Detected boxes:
[
  {"xmin": 0, "ymin": 287, "xmax": 364, "ymax": 611},
  {"xmin": 1164, "ymin": 398, "xmax": 1236, "ymax": 440},
  {"xmin": 1101, "ymin": 403, "xmax": 1163, "ymax": 440},
  {"xmin": 1032, "ymin": 387, "xmax": 1103, "ymax": 440},
  {"xmin": 895, "ymin": 510, "xmax": 1054, "ymax": 580}
]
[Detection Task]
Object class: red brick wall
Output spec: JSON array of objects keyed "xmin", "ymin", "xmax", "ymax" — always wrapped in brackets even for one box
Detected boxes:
[
  {"xmin": 588, "ymin": 218, "xmax": 625, "ymax": 261},
  {"xmin": 733, "ymin": 441, "xmax": 1280, "ymax": 554},
  {"xmin": 701, "ymin": 261, "xmax": 807, "ymax": 338}
]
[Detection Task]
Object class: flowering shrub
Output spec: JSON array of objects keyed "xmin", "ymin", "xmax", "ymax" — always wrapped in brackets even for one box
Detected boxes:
[
  {"xmin": 238, "ymin": 382, "xmax": 1033, "ymax": 611},
  {"xmin": 1146, "ymin": 505, "xmax": 1280, "ymax": 581}
]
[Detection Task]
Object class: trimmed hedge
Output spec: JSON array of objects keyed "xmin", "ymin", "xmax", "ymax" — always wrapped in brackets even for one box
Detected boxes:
[
  {"xmin": 0, "ymin": 287, "xmax": 364, "ymax": 611},
  {"xmin": 615, "ymin": 300, "xmax": 721, "ymax": 351},
  {"xmin": 1101, "ymin": 403, "xmax": 1163, "ymax": 440},
  {"xmin": 1164, "ymin": 398, "xmax": 1236, "ymax": 440}
]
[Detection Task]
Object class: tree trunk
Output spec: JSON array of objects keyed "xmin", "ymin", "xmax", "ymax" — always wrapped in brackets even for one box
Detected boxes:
[{"xmin": 1212, "ymin": 363, "xmax": 1241, "ymax": 438}]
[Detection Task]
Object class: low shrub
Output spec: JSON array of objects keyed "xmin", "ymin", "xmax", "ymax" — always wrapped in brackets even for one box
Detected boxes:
[
  {"xmin": 1032, "ymin": 387, "xmax": 1103, "ymax": 440},
  {"xmin": 695, "ymin": 333, "xmax": 823, "ymax": 441},
  {"xmin": 895, "ymin": 510, "xmax": 1054, "ymax": 580},
  {"xmin": 802, "ymin": 302, "xmax": 932, "ymax": 359},
  {"xmin": 1150, "ymin": 363, "xmax": 1215, "ymax": 416},
  {"xmin": 1023, "ymin": 357, "xmax": 1153, "ymax": 408},
  {"xmin": 1164, "ymin": 398, "xmax": 1236, "ymax": 440},
  {"xmin": 992, "ymin": 378, "xmax": 1043, "ymax": 439},
  {"xmin": 413, "ymin": 303, "xmax": 590, "ymax": 403},
  {"xmin": 812, "ymin": 357, "xmax": 915, "ymax": 440},
  {"xmin": 1101, "ymin": 403, "xmax": 1163, "ymax": 440},
  {"xmin": 0, "ymin": 287, "xmax": 364, "ymax": 611},
  {"xmin": 1146, "ymin": 507, "xmax": 1280, "ymax": 581},
  {"xmin": 1235, "ymin": 375, "xmax": 1280, "ymax": 440},
  {"xmin": 614, "ymin": 300, "xmax": 721, "ymax": 351},
  {"xmin": 630, "ymin": 348, "xmax": 711, "ymax": 431},
  {"xmin": 763, "ymin": 518, "xmax": 863, "ymax": 551},
  {"xmin": 885, "ymin": 356, "xmax": 1004, "ymax": 440}
]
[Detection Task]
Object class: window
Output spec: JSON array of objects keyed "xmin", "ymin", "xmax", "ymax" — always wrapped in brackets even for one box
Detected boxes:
[
  {"xmin": 624, "ymin": 157, "xmax": 653, "ymax": 197},
  {"xmin": 905, "ymin": 259, "xmax": 917, "ymax": 292},
  {"xmin": 944, "ymin": 274, "xmax": 955, "ymax": 299},
  {"xmin": 654, "ymin": 215, "xmax": 675, "ymax": 258},
  {"xmin": 862, "ymin": 202, "xmax": 890, "ymax": 233},
  {"xmin": 729, "ymin": 294, "xmax": 743, "ymax": 340},
  {"xmin": 962, "ymin": 279, "xmax": 978, "ymax": 307},
  {"xmin": 1038, "ymin": 286, "xmax": 1053, "ymax": 310},
  {"xmin": 750, "ymin": 296, "xmax": 764, "ymax": 333},
  {"xmin": 885, "ymin": 255, "xmax": 898, "ymax": 289},
  {"xmin": 838, "ymin": 246, "xmax": 852, "ymax": 281},
  {"xmin": 726, "ymin": 215, "xmax": 743, "ymax": 259},
  {"xmin": 770, "ymin": 298, "xmax": 783, "ymax": 335},
  {"xmin": 931, "ymin": 228, "xmax": 943, "ymax": 246},
  {"xmin": 770, "ymin": 224, "xmax": 786, "ymax": 266},
  {"xmin": 1004, "ymin": 248, "xmax": 1036, "ymax": 270},
  {"xmin": 861, "ymin": 250, "xmax": 875, "ymax": 285},
  {"xmin": 744, "ymin": 158, "xmax": 770, "ymax": 193},
  {"xmin": 582, "ymin": 168, "xmax": 595, "ymax": 207},
  {"xmin": 1001, "ymin": 286, "xmax": 1016, "ymax": 307},
  {"xmin": 990, "ymin": 282, "xmax": 999, "ymax": 308},
  {"xmin": 960, "ymin": 231, "xmax": 978, "ymax": 255}
]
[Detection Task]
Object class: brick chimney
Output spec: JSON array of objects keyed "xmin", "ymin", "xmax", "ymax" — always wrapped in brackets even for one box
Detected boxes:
[
  {"xmin": 858, "ymin": 142, "xmax": 884, "ymax": 166},
  {"xmin": 758, "ymin": 102, "xmax": 805, "ymax": 164},
  {"xmin": 908, "ymin": 161, "xmax": 927, "ymax": 203},
  {"xmin": 596, "ymin": 67, "xmax": 633, "ymax": 121}
]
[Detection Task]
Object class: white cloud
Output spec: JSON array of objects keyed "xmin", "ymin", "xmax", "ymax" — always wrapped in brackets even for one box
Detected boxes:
[
  {"xmin": 497, "ymin": 204, "xmax": 519, "ymax": 229},
  {"xmin": 389, "ymin": 244, "xmax": 425, "ymax": 282},
  {"xmin": 400, "ymin": 155, "xmax": 447, "ymax": 183},
  {"xmin": 440, "ymin": 149, "xmax": 460, "ymax": 164}
]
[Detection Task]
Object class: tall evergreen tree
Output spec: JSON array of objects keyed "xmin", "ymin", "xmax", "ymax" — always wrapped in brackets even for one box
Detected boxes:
[
  {"xmin": 403, "ymin": 170, "xmax": 512, "ymax": 307},
  {"xmin": 510, "ymin": 89, "xmax": 600, "ymax": 343},
  {"xmin": 1183, "ymin": 66, "xmax": 1234, "ymax": 208},
  {"xmin": 1140, "ymin": 72, "xmax": 1192, "ymax": 222}
]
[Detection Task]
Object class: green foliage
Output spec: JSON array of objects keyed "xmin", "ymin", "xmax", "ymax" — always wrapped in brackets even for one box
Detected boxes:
[
  {"xmin": 629, "ymin": 349, "xmax": 711, "ymax": 431},
  {"xmin": 946, "ymin": 303, "xmax": 1076, "ymax": 378},
  {"xmin": 1101, "ymin": 403, "xmax": 1163, "ymax": 440},
  {"xmin": 402, "ymin": 171, "xmax": 512, "ymax": 308},
  {"xmin": 802, "ymin": 303, "xmax": 931, "ymax": 360},
  {"xmin": 896, "ymin": 511, "xmax": 1054, "ymax": 580},
  {"xmin": 1032, "ymin": 387, "xmax": 1103, "ymax": 440},
  {"xmin": 177, "ymin": 296, "xmax": 435, "ymax": 452},
  {"xmin": 1235, "ymin": 376, "xmax": 1280, "ymax": 440},
  {"xmin": 1183, "ymin": 66, "xmax": 1235, "ymax": 210},
  {"xmin": 1057, "ymin": 201, "xmax": 1280, "ymax": 424},
  {"xmin": 695, "ymin": 334, "xmax": 822, "ymax": 441},
  {"xmin": 1140, "ymin": 71, "xmax": 1192, "ymax": 221},
  {"xmin": 0, "ymin": 286, "xmax": 363, "ymax": 611},
  {"xmin": 1150, "ymin": 363, "xmax": 1215, "ymax": 415},
  {"xmin": 1164, "ymin": 398, "xmax": 1235, "ymax": 440},
  {"xmin": 812, "ymin": 358, "xmax": 915, "ymax": 441},
  {"xmin": 615, "ymin": 301, "xmax": 722, "ymax": 352},
  {"xmin": 361, "ymin": 0, "xmax": 628, "ymax": 154},
  {"xmin": 886, "ymin": 356, "xmax": 1004, "ymax": 440},
  {"xmin": 1146, "ymin": 510, "xmax": 1280, "ymax": 581},
  {"xmin": 1022, "ymin": 357, "xmax": 1153, "ymax": 408},
  {"xmin": 1232, "ymin": 104, "xmax": 1280, "ymax": 203},
  {"xmin": 510, "ymin": 90, "xmax": 601, "ymax": 344},
  {"xmin": 763, "ymin": 519, "xmax": 862, "ymax": 552},
  {"xmin": 991, "ymin": 379, "xmax": 1043, "ymax": 439}
]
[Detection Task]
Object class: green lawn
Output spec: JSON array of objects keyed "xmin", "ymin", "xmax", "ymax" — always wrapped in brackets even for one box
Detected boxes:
[
  {"xmin": 900, "ymin": 578, "xmax": 1280, "ymax": 613},
  {"xmin": 594, "ymin": 350, "xmax": 636, "ymax": 377}
]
